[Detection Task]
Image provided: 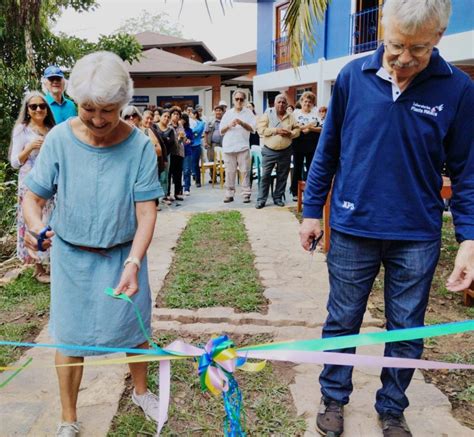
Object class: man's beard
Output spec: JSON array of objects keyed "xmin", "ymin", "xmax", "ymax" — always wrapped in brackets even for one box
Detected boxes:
[{"xmin": 390, "ymin": 59, "xmax": 419, "ymax": 69}]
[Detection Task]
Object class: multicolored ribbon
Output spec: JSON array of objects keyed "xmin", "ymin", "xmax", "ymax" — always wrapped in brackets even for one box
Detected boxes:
[{"xmin": 1, "ymin": 288, "xmax": 473, "ymax": 437}]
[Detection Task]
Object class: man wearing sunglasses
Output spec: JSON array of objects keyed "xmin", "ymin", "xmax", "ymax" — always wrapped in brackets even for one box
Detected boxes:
[
  {"xmin": 219, "ymin": 91, "xmax": 256, "ymax": 203},
  {"xmin": 41, "ymin": 65, "xmax": 77, "ymax": 124},
  {"xmin": 299, "ymin": 1, "xmax": 473, "ymax": 436}
]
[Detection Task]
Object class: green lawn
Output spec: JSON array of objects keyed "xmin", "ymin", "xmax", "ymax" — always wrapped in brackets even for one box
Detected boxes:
[
  {"xmin": 160, "ymin": 211, "xmax": 266, "ymax": 312},
  {"xmin": 0, "ymin": 268, "xmax": 50, "ymax": 368}
]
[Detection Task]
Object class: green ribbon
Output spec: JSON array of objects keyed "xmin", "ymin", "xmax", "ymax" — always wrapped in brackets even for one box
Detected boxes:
[
  {"xmin": 0, "ymin": 358, "xmax": 33, "ymax": 389},
  {"xmin": 239, "ymin": 320, "xmax": 474, "ymax": 352},
  {"xmin": 104, "ymin": 287, "xmax": 161, "ymax": 350}
]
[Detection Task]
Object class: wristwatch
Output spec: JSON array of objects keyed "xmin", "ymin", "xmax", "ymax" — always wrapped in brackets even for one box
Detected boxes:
[{"xmin": 124, "ymin": 256, "xmax": 141, "ymax": 270}]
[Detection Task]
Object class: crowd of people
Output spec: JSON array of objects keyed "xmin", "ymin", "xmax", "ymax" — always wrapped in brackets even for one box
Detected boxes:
[
  {"xmin": 9, "ymin": 80, "xmax": 327, "ymax": 286},
  {"xmin": 6, "ymin": 64, "xmax": 329, "ymax": 434},
  {"xmin": 6, "ymin": 1, "xmax": 472, "ymax": 436}
]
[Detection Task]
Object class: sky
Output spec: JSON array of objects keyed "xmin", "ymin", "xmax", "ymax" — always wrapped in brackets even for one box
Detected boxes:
[{"xmin": 53, "ymin": 0, "xmax": 258, "ymax": 60}]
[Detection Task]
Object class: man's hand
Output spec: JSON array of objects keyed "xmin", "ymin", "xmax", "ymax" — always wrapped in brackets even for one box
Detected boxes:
[
  {"xmin": 299, "ymin": 218, "xmax": 322, "ymax": 251},
  {"xmin": 446, "ymin": 240, "xmax": 474, "ymax": 292},
  {"xmin": 276, "ymin": 128, "xmax": 291, "ymax": 137},
  {"xmin": 115, "ymin": 263, "xmax": 139, "ymax": 297}
]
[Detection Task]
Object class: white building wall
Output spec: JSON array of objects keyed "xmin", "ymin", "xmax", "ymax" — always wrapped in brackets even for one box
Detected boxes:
[
  {"xmin": 132, "ymin": 85, "xmax": 250, "ymax": 117},
  {"xmin": 253, "ymin": 31, "xmax": 474, "ymax": 112}
]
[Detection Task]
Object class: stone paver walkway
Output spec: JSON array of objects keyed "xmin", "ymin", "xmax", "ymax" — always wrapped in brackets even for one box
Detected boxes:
[{"xmin": 0, "ymin": 183, "xmax": 472, "ymax": 436}]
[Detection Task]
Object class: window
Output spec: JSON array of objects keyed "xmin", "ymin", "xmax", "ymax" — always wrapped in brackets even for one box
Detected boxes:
[
  {"xmin": 273, "ymin": 2, "xmax": 291, "ymax": 71},
  {"xmin": 295, "ymin": 87, "xmax": 314, "ymax": 103},
  {"xmin": 350, "ymin": 0, "xmax": 384, "ymax": 54}
]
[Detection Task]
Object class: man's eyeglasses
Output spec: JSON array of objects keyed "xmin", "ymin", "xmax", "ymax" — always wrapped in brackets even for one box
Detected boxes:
[
  {"xmin": 47, "ymin": 76, "xmax": 63, "ymax": 82},
  {"xmin": 124, "ymin": 114, "xmax": 137, "ymax": 120},
  {"xmin": 234, "ymin": 97, "xmax": 245, "ymax": 102},
  {"xmin": 28, "ymin": 103, "xmax": 47, "ymax": 111},
  {"xmin": 384, "ymin": 41, "xmax": 432, "ymax": 57}
]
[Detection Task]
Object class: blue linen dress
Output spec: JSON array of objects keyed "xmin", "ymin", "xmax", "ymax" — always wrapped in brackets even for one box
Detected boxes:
[{"xmin": 25, "ymin": 120, "xmax": 163, "ymax": 356}]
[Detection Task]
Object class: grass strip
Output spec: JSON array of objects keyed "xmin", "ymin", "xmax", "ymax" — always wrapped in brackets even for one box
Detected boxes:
[
  {"xmin": 0, "ymin": 268, "xmax": 50, "ymax": 368},
  {"xmin": 108, "ymin": 333, "xmax": 306, "ymax": 436},
  {"xmin": 160, "ymin": 211, "xmax": 266, "ymax": 312}
]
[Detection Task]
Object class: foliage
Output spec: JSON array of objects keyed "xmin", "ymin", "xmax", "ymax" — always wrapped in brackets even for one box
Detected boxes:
[
  {"xmin": 115, "ymin": 9, "xmax": 183, "ymax": 37},
  {"xmin": 0, "ymin": 162, "xmax": 17, "ymax": 238},
  {"xmin": 0, "ymin": 0, "xmax": 142, "ymax": 238},
  {"xmin": 285, "ymin": 0, "xmax": 330, "ymax": 68},
  {"xmin": 96, "ymin": 33, "xmax": 142, "ymax": 63},
  {"xmin": 0, "ymin": 268, "xmax": 50, "ymax": 368}
]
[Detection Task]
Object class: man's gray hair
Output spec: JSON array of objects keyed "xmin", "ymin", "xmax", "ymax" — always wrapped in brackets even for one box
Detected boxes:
[
  {"xmin": 382, "ymin": 0, "xmax": 452, "ymax": 34},
  {"xmin": 233, "ymin": 89, "xmax": 247, "ymax": 100},
  {"xmin": 274, "ymin": 93, "xmax": 288, "ymax": 103},
  {"xmin": 67, "ymin": 51, "xmax": 133, "ymax": 107}
]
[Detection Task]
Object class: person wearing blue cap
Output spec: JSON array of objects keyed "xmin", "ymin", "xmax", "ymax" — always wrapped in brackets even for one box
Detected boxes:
[{"xmin": 42, "ymin": 65, "xmax": 77, "ymax": 124}]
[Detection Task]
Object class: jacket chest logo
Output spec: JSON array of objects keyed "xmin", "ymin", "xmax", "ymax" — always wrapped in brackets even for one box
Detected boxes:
[{"xmin": 410, "ymin": 102, "xmax": 444, "ymax": 117}]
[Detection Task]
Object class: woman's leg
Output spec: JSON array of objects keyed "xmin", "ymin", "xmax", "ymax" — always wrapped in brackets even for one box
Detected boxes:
[
  {"xmin": 183, "ymin": 156, "xmax": 191, "ymax": 191},
  {"xmin": 127, "ymin": 341, "xmax": 150, "ymax": 394},
  {"xmin": 174, "ymin": 156, "xmax": 184, "ymax": 196},
  {"xmin": 55, "ymin": 351, "xmax": 84, "ymax": 422},
  {"xmin": 291, "ymin": 148, "xmax": 304, "ymax": 196},
  {"xmin": 191, "ymin": 147, "xmax": 201, "ymax": 185}
]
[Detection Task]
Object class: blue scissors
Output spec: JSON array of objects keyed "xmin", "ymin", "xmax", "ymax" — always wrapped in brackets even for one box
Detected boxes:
[{"xmin": 28, "ymin": 225, "xmax": 52, "ymax": 252}]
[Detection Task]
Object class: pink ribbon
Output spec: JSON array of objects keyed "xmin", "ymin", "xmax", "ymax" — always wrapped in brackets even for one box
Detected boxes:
[{"xmin": 152, "ymin": 341, "xmax": 473, "ymax": 436}]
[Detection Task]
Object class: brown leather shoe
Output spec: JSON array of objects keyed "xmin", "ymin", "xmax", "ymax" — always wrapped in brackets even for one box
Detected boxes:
[
  {"xmin": 379, "ymin": 413, "xmax": 412, "ymax": 437},
  {"xmin": 223, "ymin": 197, "xmax": 234, "ymax": 203},
  {"xmin": 316, "ymin": 398, "xmax": 344, "ymax": 436}
]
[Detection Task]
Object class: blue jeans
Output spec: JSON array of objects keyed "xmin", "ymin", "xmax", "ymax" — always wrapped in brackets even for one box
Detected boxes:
[
  {"xmin": 191, "ymin": 146, "xmax": 201, "ymax": 184},
  {"xmin": 183, "ymin": 155, "xmax": 192, "ymax": 191},
  {"xmin": 320, "ymin": 229, "xmax": 440, "ymax": 416}
]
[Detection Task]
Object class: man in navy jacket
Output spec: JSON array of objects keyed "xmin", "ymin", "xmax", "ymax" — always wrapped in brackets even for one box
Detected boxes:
[{"xmin": 299, "ymin": 1, "xmax": 473, "ymax": 436}]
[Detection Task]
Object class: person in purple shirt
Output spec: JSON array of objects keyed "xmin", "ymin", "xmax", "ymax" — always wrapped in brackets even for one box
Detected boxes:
[{"xmin": 299, "ymin": 1, "xmax": 473, "ymax": 436}]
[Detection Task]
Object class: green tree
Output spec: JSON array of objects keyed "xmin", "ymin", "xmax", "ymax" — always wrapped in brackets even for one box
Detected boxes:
[
  {"xmin": 115, "ymin": 9, "xmax": 184, "ymax": 37},
  {"xmin": 0, "ymin": 0, "xmax": 142, "ymax": 238}
]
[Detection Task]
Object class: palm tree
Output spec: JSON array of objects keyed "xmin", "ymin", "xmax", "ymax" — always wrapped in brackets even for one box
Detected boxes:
[
  {"xmin": 285, "ymin": 0, "xmax": 330, "ymax": 68},
  {"xmin": 193, "ymin": 0, "xmax": 330, "ymax": 68}
]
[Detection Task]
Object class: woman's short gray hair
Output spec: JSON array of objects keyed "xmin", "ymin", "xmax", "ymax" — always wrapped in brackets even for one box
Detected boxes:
[
  {"xmin": 382, "ymin": 0, "xmax": 452, "ymax": 34},
  {"xmin": 121, "ymin": 105, "xmax": 142, "ymax": 119},
  {"xmin": 67, "ymin": 51, "xmax": 133, "ymax": 107}
]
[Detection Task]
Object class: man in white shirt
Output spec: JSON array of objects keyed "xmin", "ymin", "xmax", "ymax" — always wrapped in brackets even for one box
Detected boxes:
[{"xmin": 220, "ymin": 91, "xmax": 256, "ymax": 203}]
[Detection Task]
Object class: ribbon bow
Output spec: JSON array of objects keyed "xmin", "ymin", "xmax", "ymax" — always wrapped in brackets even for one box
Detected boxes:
[
  {"xmin": 198, "ymin": 335, "xmax": 242, "ymax": 395},
  {"xmin": 195, "ymin": 336, "xmax": 246, "ymax": 436}
]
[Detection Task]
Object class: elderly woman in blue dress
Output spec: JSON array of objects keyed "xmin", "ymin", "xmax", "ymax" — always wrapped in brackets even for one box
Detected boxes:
[{"xmin": 22, "ymin": 51, "xmax": 163, "ymax": 436}]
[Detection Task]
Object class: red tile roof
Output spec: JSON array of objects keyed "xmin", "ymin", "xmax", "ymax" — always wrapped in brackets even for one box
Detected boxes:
[
  {"xmin": 125, "ymin": 48, "xmax": 244, "ymax": 77},
  {"xmin": 133, "ymin": 31, "xmax": 217, "ymax": 62},
  {"xmin": 212, "ymin": 50, "xmax": 257, "ymax": 67}
]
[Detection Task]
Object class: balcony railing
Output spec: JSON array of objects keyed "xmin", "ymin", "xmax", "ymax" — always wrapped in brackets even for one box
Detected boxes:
[
  {"xmin": 272, "ymin": 36, "xmax": 291, "ymax": 71},
  {"xmin": 350, "ymin": 5, "xmax": 382, "ymax": 54}
]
